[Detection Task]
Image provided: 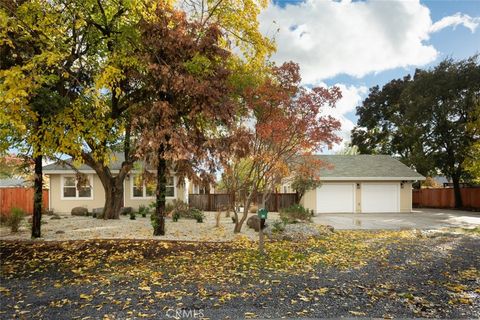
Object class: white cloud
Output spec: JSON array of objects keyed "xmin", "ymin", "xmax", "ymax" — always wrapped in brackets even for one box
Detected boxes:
[
  {"xmin": 430, "ymin": 13, "xmax": 480, "ymax": 33},
  {"xmin": 260, "ymin": 0, "xmax": 478, "ymax": 83}
]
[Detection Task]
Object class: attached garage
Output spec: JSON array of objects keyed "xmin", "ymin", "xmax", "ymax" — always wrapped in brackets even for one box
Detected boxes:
[{"xmin": 297, "ymin": 155, "xmax": 425, "ymax": 214}]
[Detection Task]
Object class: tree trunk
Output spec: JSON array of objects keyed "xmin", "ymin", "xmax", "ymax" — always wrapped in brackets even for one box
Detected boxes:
[
  {"xmin": 82, "ymin": 152, "xmax": 130, "ymax": 219},
  {"xmin": 452, "ymin": 174, "xmax": 463, "ymax": 208},
  {"xmin": 154, "ymin": 146, "xmax": 167, "ymax": 236},
  {"xmin": 31, "ymin": 154, "xmax": 43, "ymax": 238},
  {"xmin": 234, "ymin": 199, "xmax": 251, "ymax": 233},
  {"xmin": 102, "ymin": 177, "xmax": 125, "ymax": 219}
]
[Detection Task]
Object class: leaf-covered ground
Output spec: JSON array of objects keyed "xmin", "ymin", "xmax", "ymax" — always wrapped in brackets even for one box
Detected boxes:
[{"xmin": 1, "ymin": 230, "xmax": 479, "ymax": 319}]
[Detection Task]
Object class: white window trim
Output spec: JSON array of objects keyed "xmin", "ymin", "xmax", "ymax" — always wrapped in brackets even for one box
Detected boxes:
[
  {"xmin": 130, "ymin": 175, "xmax": 176, "ymax": 200},
  {"xmin": 60, "ymin": 175, "xmax": 94, "ymax": 200}
]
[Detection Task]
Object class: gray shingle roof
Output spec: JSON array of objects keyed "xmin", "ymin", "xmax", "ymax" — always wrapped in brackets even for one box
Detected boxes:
[
  {"xmin": 43, "ymin": 153, "xmax": 126, "ymax": 172},
  {"xmin": 311, "ymin": 155, "xmax": 424, "ymax": 180},
  {"xmin": 0, "ymin": 178, "xmax": 28, "ymax": 187}
]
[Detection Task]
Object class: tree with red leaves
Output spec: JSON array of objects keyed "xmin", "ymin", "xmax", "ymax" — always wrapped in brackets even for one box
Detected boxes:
[
  {"xmin": 132, "ymin": 7, "xmax": 238, "ymax": 236},
  {"xmin": 223, "ymin": 62, "xmax": 342, "ymax": 233}
]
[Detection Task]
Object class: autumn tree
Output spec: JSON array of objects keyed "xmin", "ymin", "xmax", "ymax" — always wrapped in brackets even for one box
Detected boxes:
[
  {"xmin": 224, "ymin": 62, "xmax": 342, "ymax": 233},
  {"xmin": 0, "ymin": 0, "xmax": 146, "ymax": 224},
  {"xmin": 132, "ymin": 6, "xmax": 239, "ymax": 236},
  {"xmin": 352, "ymin": 56, "xmax": 480, "ymax": 207},
  {"xmin": 2, "ymin": 0, "xmax": 274, "ymax": 223},
  {"xmin": 179, "ymin": 0, "xmax": 274, "ymax": 69},
  {"xmin": 0, "ymin": 0, "xmax": 87, "ymax": 237}
]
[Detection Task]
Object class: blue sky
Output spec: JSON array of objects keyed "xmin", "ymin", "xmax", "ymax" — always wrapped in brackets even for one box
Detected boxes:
[{"xmin": 260, "ymin": 0, "xmax": 480, "ymax": 151}]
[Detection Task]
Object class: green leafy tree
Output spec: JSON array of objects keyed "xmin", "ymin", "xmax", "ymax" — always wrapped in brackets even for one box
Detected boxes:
[{"xmin": 352, "ymin": 56, "xmax": 480, "ymax": 207}]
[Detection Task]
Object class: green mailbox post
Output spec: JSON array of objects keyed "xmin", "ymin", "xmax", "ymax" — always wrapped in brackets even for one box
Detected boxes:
[
  {"xmin": 257, "ymin": 208, "xmax": 268, "ymax": 219},
  {"xmin": 257, "ymin": 208, "xmax": 268, "ymax": 230},
  {"xmin": 257, "ymin": 208, "xmax": 268, "ymax": 255}
]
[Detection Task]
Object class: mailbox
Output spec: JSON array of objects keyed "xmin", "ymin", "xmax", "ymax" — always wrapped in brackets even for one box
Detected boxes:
[{"xmin": 257, "ymin": 208, "xmax": 268, "ymax": 219}]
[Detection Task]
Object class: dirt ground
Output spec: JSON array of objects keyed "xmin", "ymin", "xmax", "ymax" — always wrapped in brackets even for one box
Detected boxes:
[{"xmin": 0, "ymin": 211, "xmax": 279, "ymax": 241}]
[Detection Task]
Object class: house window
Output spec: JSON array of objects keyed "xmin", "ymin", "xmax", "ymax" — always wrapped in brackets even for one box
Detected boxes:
[
  {"xmin": 132, "ymin": 175, "xmax": 175, "ymax": 198},
  {"xmin": 62, "ymin": 175, "xmax": 93, "ymax": 199}
]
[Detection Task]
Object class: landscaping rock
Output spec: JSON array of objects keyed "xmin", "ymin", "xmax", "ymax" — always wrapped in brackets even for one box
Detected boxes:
[
  {"xmin": 120, "ymin": 207, "xmax": 133, "ymax": 215},
  {"xmin": 264, "ymin": 223, "xmax": 334, "ymax": 241},
  {"xmin": 55, "ymin": 230, "xmax": 65, "ymax": 234},
  {"xmin": 50, "ymin": 214, "xmax": 61, "ymax": 220},
  {"xmin": 92, "ymin": 208, "xmax": 104, "ymax": 219},
  {"xmin": 71, "ymin": 207, "xmax": 88, "ymax": 216},
  {"xmin": 247, "ymin": 215, "xmax": 262, "ymax": 232}
]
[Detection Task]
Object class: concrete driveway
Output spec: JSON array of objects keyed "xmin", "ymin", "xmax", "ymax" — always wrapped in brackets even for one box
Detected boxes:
[{"xmin": 312, "ymin": 208, "xmax": 480, "ymax": 230}]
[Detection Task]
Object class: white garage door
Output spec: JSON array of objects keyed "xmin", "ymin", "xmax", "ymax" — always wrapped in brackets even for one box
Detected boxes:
[
  {"xmin": 316, "ymin": 183, "xmax": 355, "ymax": 213},
  {"xmin": 361, "ymin": 183, "xmax": 400, "ymax": 213}
]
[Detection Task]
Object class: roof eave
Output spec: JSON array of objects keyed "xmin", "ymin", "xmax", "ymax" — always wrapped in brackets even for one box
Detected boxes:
[{"xmin": 320, "ymin": 176, "xmax": 426, "ymax": 181}]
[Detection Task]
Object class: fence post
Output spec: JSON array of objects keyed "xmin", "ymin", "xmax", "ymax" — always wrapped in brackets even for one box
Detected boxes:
[
  {"xmin": 208, "ymin": 194, "xmax": 212, "ymax": 211},
  {"xmin": 275, "ymin": 192, "xmax": 279, "ymax": 212}
]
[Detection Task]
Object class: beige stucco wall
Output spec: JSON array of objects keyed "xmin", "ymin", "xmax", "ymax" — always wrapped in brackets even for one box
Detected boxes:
[
  {"xmin": 400, "ymin": 182, "xmax": 412, "ymax": 212},
  {"xmin": 301, "ymin": 180, "xmax": 413, "ymax": 213},
  {"xmin": 48, "ymin": 174, "xmax": 186, "ymax": 214},
  {"xmin": 48, "ymin": 174, "xmax": 106, "ymax": 214}
]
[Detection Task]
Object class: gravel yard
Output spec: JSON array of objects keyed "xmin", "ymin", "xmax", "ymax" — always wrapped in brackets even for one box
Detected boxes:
[
  {"xmin": 1, "ymin": 230, "xmax": 479, "ymax": 319},
  {"xmin": 0, "ymin": 211, "xmax": 277, "ymax": 241}
]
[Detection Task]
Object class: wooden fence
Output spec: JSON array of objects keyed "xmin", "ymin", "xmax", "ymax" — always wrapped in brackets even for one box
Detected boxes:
[
  {"xmin": 188, "ymin": 193, "xmax": 299, "ymax": 212},
  {"xmin": 0, "ymin": 188, "xmax": 49, "ymax": 215},
  {"xmin": 412, "ymin": 188, "xmax": 480, "ymax": 209}
]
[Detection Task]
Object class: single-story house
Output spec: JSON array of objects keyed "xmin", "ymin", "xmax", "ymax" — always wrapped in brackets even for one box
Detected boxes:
[
  {"xmin": 43, "ymin": 155, "xmax": 192, "ymax": 214},
  {"xmin": 291, "ymin": 155, "xmax": 425, "ymax": 213}
]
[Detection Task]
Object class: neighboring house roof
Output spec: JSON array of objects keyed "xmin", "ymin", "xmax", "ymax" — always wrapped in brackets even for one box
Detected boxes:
[
  {"xmin": 0, "ymin": 178, "xmax": 28, "ymax": 187},
  {"xmin": 310, "ymin": 155, "xmax": 425, "ymax": 181},
  {"xmin": 43, "ymin": 153, "xmax": 126, "ymax": 172},
  {"xmin": 433, "ymin": 176, "xmax": 450, "ymax": 184}
]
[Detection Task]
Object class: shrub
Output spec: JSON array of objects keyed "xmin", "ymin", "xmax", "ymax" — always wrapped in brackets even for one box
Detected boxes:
[
  {"xmin": 172, "ymin": 211, "xmax": 180, "ymax": 222},
  {"xmin": 7, "ymin": 207, "xmax": 25, "ymax": 232},
  {"xmin": 171, "ymin": 207, "xmax": 205, "ymax": 222},
  {"xmin": 139, "ymin": 205, "xmax": 148, "ymax": 218},
  {"xmin": 279, "ymin": 204, "xmax": 312, "ymax": 224},
  {"xmin": 272, "ymin": 219, "xmax": 286, "ymax": 233},
  {"xmin": 191, "ymin": 208, "xmax": 205, "ymax": 223},
  {"xmin": 129, "ymin": 211, "xmax": 136, "ymax": 220}
]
